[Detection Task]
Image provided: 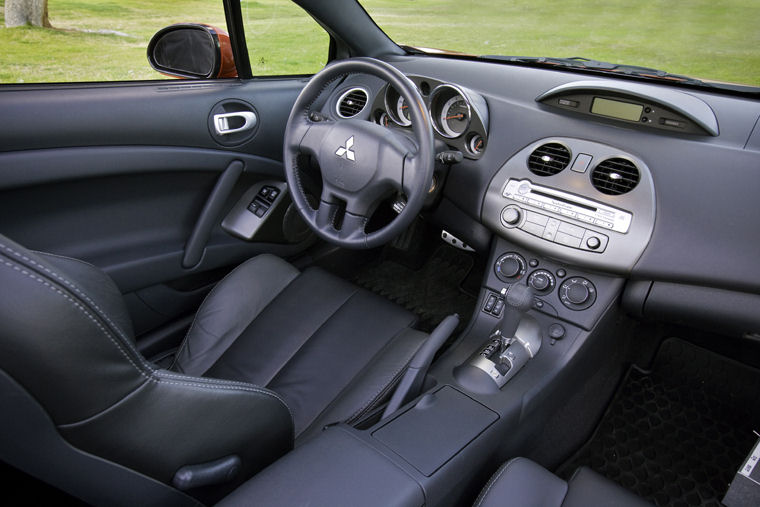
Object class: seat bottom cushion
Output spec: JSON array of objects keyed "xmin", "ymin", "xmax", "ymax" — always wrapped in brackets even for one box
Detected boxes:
[
  {"xmin": 475, "ymin": 457, "xmax": 652, "ymax": 507},
  {"xmin": 173, "ymin": 254, "xmax": 427, "ymax": 440}
]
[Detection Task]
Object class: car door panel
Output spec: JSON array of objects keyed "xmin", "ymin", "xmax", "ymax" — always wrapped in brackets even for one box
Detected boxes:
[{"xmin": 0, "ymin": 79, "xmax": 311, "ymax": 340}]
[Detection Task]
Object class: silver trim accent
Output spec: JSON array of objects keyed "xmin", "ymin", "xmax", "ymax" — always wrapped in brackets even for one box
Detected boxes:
[
  {"xmin": 335, "ymin": 87, "xmax": 369, "ymax": 119},
  {"xmin": 213, "ymin": 111, "xmax": 257, "ymax": 136},
  {"xmin": 441, "ymin": 230, "xmax": 475, "ymax": 252},
  {"xmin": 429, "ymin": 84, "xmax": 472, "ymax": 139}
]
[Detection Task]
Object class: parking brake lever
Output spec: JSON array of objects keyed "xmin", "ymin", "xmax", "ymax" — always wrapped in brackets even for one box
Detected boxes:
[{"xmin": 382, "ymin": 314, "xmax": 460, "ymax": 418}]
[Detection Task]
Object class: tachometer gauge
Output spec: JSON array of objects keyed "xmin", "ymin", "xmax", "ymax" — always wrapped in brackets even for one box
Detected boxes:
[
  {"xmin": 384, "ymin": 85, "xmax": 414, "ymax": 127},
  {"xmin": 430, "ymin": 84, "xmax": 472, "ymax": 139},
  {"xmin": 396, "ymin": 96, "xmax": 412, "ymax": 126},
  {"xmin": 377, "ymin": 111, "xmax": 391, "ymax": 127}
]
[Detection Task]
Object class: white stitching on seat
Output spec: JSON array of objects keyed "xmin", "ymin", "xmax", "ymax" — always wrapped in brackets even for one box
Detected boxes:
[
  {"xmin": 473, "ymin": 458, "xmax": 524, "ymax": 507},
  {"xmin": 0, "ymin": 241, "xmax": 133, "ymax": 344},
  {"xmin": 0, "ymin": 258, "xmax": 153, "ymax": 379}
]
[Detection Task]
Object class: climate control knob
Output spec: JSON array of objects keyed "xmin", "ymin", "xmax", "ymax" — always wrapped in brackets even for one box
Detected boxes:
[
  {"xmin": 527, "ymin": 269, "xmax": 556, "ymax": 295},
  {"xmin": 495, "ymin": 252, "xmax": 527, "ymax": 282},
  {"xmin": 559, "ymin": 277, "xmax": 597, "ymax": 310}
]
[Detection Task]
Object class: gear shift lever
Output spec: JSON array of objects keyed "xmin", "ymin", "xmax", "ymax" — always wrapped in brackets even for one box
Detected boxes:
[
  {"xmin": 497, "ymin": 283, "xmax": 535, "ymax": 340},
  {"xmin": 454, "ymin": 282, "xmax": 542, "ymax": 391}
]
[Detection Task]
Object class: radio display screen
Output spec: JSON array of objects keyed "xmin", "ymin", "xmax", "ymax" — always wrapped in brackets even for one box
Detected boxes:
[{"xmin": 591, "ymin": 97, "xmax": 643, "ymax": 122}]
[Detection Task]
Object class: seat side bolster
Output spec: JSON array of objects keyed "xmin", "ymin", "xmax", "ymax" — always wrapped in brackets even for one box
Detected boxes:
[
  {"xmin": 474, "ymin": 457, "xmax": 569, "ymax": 507},
  {"xmin": 173, "ymin": 254, "xmax": 299, "ymax": 376},
  {"xmin": 59, "ymin": 369, "xmax": 294, "ymax": 489}
]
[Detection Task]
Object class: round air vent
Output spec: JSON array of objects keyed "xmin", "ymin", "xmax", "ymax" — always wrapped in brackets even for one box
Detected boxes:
[
  {"xmin": 591, "ymin": 158, "xmax": 640, "ymax": 195},
  {"xmin": 336, "ymin": 88, "xmax": 368, "ymax": 118},
  {"xmin": 528, "ymin": 143, "xmax": 571, "ymax": 176}
]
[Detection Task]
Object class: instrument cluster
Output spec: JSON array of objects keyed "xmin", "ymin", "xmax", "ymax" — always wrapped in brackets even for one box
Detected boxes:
[{"xmin": 371, "ymin": 76, "xmax": 489, "ymax": 160}]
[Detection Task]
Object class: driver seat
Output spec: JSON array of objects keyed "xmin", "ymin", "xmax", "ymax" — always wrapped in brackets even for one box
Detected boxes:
[{"xmin": 0, "ymin": 233, "xmax": 427, "ymax": 503}]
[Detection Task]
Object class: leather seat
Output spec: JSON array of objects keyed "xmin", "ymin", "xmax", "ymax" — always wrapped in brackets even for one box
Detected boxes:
[
  {"xmin": 475, "ymin": 458, "xmax": 652, "ymax": 507},
  {"xmin": 0, "ymin": 233, "xmax": 426, "ymax": 502}
]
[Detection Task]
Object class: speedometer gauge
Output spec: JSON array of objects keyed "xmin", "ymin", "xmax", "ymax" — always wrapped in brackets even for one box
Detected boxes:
[
  {"xmin": 396, "ymin": 96, "xmax": 412, "ymax": 126},
  {"xmin": 429, "ymin": 84, "xmax": 471, "ymax": 139}
]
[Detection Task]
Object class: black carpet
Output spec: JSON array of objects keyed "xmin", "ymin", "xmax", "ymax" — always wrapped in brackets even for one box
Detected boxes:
[
  {"xmin": 558, "ymin": 338, "xmax": 760, "ymax": 507},
  {"xmin": 352, "ymin": 244, "xmax": 476, "ymax": 333}
]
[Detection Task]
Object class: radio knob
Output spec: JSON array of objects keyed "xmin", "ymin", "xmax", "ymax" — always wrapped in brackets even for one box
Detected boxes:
[
  {"xmin": 586, "ymin": 236, "xmax": 601, "ymax": 250},
  {"xmin": 501, "ymin": 206, "xmax": 522, "ymax": 226}
]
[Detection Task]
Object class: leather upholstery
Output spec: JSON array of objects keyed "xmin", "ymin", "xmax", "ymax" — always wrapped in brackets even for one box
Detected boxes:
[
  {"xmin": 174, "ymin": 254, "xmax": 427, "ymax": 440},
  {"xmin": 475, "ymin": 458, "xmax": 652, "ymax": 507},
  {"xmin": 0, "ymin": 233, "xmax": 425, "ymax": 495}
]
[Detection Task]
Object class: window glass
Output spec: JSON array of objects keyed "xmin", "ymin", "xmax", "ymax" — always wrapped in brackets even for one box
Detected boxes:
[
  {"xmin": 240, "ymin": 0, "xmax": 328, "ymax": 75},
  {"xmin": 0, "ymin": 0, "xmax": 226, "ymax": 83},
  {"xmin": 360, "ymin": 0, "xmax": 760, "ymax": 88}
]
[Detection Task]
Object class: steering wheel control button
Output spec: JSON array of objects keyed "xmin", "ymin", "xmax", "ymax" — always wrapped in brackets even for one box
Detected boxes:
[
  {"xmin": 495, "ymin": 252, "xmax": 527, "ymax": 282},
  {"xmin": 501, "ymin": 206, "xmax": 522, "ymax": 227},
  {"xmin": 548, "ymin": 323, "xmax": 566, "ymax": 340},
  {"xmin": 559, "ymin": 277, "xmax": 597, "ymax": 310},
  {"xmin": 528, "ymin": 269, "xmax": 556, "ymax": 295}
]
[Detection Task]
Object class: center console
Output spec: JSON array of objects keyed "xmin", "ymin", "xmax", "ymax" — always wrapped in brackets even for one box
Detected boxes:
[{"xmin": 220, "ymin": 232, "xmax": 626, "ymax": 507}]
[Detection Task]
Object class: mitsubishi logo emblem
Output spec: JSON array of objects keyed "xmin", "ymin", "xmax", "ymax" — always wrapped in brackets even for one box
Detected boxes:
[{"xmin": 335, "ymin": 136, "xmax": 355, "ymax": 161}]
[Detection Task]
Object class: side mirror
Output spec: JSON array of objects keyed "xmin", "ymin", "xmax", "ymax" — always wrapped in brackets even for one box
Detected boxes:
[{"xmin": 147, "ymin": 23, "xmax": 237, "ymax": 79}]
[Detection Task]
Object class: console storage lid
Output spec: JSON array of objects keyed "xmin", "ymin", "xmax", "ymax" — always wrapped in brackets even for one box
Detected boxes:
[{"xmin": 217, "ymin": 426, "xmax": 424, "ymax": 507}]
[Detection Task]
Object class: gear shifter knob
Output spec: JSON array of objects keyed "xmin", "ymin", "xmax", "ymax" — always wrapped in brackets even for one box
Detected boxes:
[{"xmin": 498, "ymin": 283, "xmax": 535, "ymax": 339}]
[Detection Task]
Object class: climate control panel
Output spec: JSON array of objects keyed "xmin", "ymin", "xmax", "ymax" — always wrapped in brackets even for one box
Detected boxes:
[{"xmin": 484, "ymin": 237, "xmax": 622, "ymax": 331}]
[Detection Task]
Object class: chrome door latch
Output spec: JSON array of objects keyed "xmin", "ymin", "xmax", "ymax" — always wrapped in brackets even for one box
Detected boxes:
[{"xmin": 213, "ymin": 111, "xmax": 257, "ymax": 135}]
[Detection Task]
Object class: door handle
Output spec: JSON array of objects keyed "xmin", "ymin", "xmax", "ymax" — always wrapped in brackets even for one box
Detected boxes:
[{"xmin": 213, "ymin": 111, "xmax": 257, "ymax": 135}]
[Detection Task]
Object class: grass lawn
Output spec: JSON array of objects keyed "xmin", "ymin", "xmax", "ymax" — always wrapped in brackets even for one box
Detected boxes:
[{"xmin": 0, "ymin": 0, "xmax": 758, "ymax": 86}]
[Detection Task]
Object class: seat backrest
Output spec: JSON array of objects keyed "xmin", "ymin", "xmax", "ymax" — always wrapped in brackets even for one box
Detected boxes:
[{"xmin": 0, "ymin": 234, "xmax": 293, "ymax": 503}]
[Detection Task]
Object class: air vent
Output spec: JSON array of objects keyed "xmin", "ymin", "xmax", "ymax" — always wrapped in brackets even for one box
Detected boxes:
[
  {"xmin": 527, "ymin": 143, "xmax": 571, "ymax": 176},
  {"xmin": 336, "ymin": 88, "xmax": 368, "ymax": 118},
  {"xmin": 591, "ymin": 158, "xmax": 640, "ymax": 195}
]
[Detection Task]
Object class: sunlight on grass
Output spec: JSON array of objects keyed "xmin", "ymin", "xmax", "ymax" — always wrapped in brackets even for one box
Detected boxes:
[{"xmin": 0, "ymin": 0, "xmax": 757, "ymax": 86}]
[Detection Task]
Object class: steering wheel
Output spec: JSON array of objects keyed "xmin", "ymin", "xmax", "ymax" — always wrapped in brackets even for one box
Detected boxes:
[{"xmin": 283, "ymin": 57, "xmax": 435, "ymax": 249}]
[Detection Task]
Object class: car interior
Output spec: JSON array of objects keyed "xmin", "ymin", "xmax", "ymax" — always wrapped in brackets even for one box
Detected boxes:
[{"xmin": 1, "ymin": 0, "xmax": 759, "ymax": 506}]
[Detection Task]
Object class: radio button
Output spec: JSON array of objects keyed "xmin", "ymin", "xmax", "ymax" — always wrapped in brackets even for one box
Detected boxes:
[
  {"xmin": 581, "ymin": 230, "xmax": 608, "ymax": 253},
  {"xmin": 577, "ymin": 214, "xmax": 595, "ymax": 224},
  {"xmin": 521, "ymin": 221, "xmax": 546, "ymax": 237},
  {"xmin": 525, "ymin": 210, "xmax": 549, "ymax": 226},
  {"xmin": 512, "ymin": 194, "xmax": 528, "ymax": 203},
  {"xmin": 544, "ymin": 204, "xmax": 560, "ymax": 213},
  {"xmin": 594, "ymin": 218, "xmax": 614, "ymax": 229},
  {"xmin": 554, "ymin": 231, "xmax": 582, "ymax": 248},
  {"xmin": 558, "ymin": 222, "xmax": 585, "ymax": 238},
  {"xmin": 560, "ymin": 208, "xmax": 576, "ymax": 218},
  {"xmin": 527, "ymin": 198, "xmax": 543, "ymax": 208}
]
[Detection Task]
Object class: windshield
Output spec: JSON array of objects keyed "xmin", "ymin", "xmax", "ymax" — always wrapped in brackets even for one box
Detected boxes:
[{"xmin": 360, "ymin": 0, "xmax": 760, "ymax": 89}]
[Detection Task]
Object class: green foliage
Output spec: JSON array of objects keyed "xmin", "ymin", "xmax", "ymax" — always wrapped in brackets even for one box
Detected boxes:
[{"xmin": 0, "ymin": 0, "xmax": 757, "ymax": 86}]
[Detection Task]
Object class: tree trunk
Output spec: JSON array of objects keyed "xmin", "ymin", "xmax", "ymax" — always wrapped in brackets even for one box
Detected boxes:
[{"xmin": 5, "ymin": 0, "xmax": 51, "ymax": 28}]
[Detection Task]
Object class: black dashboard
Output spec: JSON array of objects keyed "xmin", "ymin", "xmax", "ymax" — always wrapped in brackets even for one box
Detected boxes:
[{"xmin": 320, "ymin": 55, "xmax": 760, "ymax": 336}]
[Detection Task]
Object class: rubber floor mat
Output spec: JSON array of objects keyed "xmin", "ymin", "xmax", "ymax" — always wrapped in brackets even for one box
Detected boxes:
[
  {"xmin": 558, "ymin": 338, "xmax": 760, "ymax": 507},
  {"xmin": 352, "ymin": 245, "xmax": 475, "ymax": 333}
]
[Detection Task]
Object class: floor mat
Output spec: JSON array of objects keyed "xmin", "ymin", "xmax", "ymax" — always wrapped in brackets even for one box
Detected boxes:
[
  {"xmin": 352, "ymin": 244, "xmax": 476, "ymax": 333},
  {"xmin": 558, "ymin": 338, "xmax": 760, "ymax": 507}
]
